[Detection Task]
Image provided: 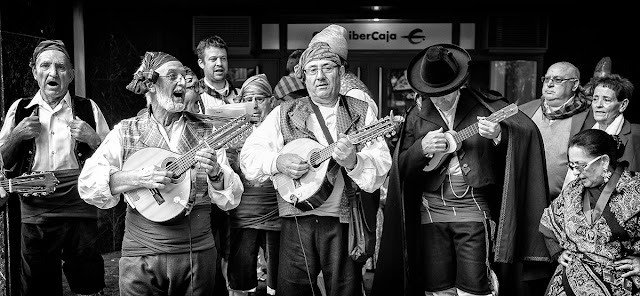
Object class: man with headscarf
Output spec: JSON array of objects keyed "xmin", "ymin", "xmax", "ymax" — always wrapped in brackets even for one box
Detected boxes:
[
  {"xmin": 0, "ymin": 39, "xmax": 109, "ymax": 296},
  {"xmin": 78, "ymin": 51, "xmax": 243, "ymax": 295},
  {"xmin": 309, "ymin": 24, "xmax": 379, "ymax": 116},
  {"xmin": 240, "ymin": 42, "xmax": 391, "ymax": 296},
  {"xmin": 222, "ymin": 74, "xmax": 280, "ymax": 296}
]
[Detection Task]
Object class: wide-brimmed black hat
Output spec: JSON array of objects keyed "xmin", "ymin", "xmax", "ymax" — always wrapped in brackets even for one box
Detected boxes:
[{"xmin": 407, "ymin": 43, "xmax": 471, "ymax": 97}]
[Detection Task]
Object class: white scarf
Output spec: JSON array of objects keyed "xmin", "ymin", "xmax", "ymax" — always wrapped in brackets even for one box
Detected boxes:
[{"xmin": 592, "ymin": 113, "xmax": 624, "ymax": 135}]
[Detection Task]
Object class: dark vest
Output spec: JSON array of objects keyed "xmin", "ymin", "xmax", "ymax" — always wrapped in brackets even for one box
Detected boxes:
[
  {"xmin": 277, "ymin": 95, "xmax": 370, "ymax": 221},
  {"xmin": 402, "ymin": 88, "xmax": 507, "ymax": 192},
  {"xmin": 13, "ymin": 95, "xmax": 96, "ymax": 176}
]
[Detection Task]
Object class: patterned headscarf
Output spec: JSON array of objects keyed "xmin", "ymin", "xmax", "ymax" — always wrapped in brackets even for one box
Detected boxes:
[
  {"xmin": 294, "ymin": 42, "xmax": 341, "ymax": 80},
  {"xmin": 126, "ymin": 51, "xmax": 179, "ymax": 94},
  {"xmin": 30, "ymin": 39, "xmax": 72, "ymax": 68},
  {"xmin": 239, "ymin": 74, "xmax": 272, "ymax": 99}
]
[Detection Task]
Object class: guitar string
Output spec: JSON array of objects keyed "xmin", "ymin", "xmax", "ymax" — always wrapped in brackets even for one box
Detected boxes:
[{"xmin": 168, "ymin": 123, "xmax": 251, "ymax": 173}]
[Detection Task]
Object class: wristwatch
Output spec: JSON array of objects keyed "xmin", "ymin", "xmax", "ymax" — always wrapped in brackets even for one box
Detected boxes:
[
  {"xmin": 209, "ymin": 167, "xmax": 224, "ymax": 183},
  {"xmin": 425, "ymin": 153, "xmax": 434, "ymax": 158}
]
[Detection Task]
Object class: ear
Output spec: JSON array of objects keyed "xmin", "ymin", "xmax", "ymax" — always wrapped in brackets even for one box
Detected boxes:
[
  {"xmin": 619, "ymin": 98, "xmax": 629, "ymax": 113},
  {"xmin": 146, "ymin": 81, "xmax": 156, "ymax": 93},
  {"xmin": 198, "ymin": 59, "xmax": 205, "ymax": 70},
  {"xmin": 32, "ymin": 67, "xmax": 37, "ymax": 80},
  {"xmin": 601, "ymin": 154, "xmax": 611, "ymax": 169},
  {"xmin": 339, "ymin": 65, "xmax": 345, "ymax": 77},
  {"xmin": 69, "ymin": 69, "xmax": 75, "ymax": 83}
]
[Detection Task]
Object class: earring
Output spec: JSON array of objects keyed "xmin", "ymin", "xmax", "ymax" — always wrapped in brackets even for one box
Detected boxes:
[{"xmin": 602, "ymin": 168, "xmax": 612, "ymax": 183}]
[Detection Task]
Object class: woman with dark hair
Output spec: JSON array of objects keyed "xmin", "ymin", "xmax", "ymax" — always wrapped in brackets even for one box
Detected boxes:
[
  {"xmin": 540, "ymin": 128, "xmax": 640, "ymax": 295},
  {"xmin": 590, "ymin": 74, "xmax": 640, "ymax": 171}
]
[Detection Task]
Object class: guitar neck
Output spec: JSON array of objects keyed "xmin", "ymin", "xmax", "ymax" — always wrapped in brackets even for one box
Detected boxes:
[
  {"xmin": 309, "ymin": 118, "xmax": 395, "ymax": 166},
  {"xmin": 452, "ymin": 104, "xmax": 516, "ymax": 144},
  {"xmin": 165, "ymin": 117, "xmax": 251, "ymax": 176}
]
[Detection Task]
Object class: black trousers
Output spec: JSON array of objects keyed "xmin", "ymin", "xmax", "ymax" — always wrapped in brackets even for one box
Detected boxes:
[
  {"xmin": 20, "ymin": 218, "xmax": 105, "ymax": 296},
  {"xmin": 278, "ymin": 216, "xmax": 363, "ymax": 296}
]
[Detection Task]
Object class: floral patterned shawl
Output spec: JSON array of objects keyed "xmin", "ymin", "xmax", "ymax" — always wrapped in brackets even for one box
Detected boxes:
[{"xmin": 539, "ymin": 169, "xmax": 640, "ymax": 295}]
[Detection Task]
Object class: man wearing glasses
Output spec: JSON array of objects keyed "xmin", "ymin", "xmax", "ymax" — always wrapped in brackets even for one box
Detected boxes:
[
  {"xmin": 79, "ymin": 51, "xmax": 243, "ymax": 295},
  {"xmin": 240, "ymin": 42, "xmax": 391, "ymax": 296},
  {"xmin": 519, "ymin": 61, "xmax": 593, "ymax": 295}
]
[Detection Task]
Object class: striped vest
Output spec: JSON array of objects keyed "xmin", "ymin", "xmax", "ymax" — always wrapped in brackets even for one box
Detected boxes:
[
  {"xmin": 120, "ymin": 112, "xmax": 215, "ymax": 204},
  {"xmin": 278, "ymin": 95, "xmax": 369, "ymax": 222}
]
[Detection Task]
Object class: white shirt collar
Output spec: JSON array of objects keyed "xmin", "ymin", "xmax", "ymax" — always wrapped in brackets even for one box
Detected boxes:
[
  {"xmin": 26, "ymin": 91, "xmax": 72, "ymax": 110},
  {"xmin": 593, "ymin": 113, "xmax": 625, "ymax": 135}
]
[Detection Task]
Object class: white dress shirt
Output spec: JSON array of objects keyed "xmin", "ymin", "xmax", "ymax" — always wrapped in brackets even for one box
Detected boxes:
[
  {"xmin": 239, "ymin": 99, "xmax": 391, "ymax": 217},
  {"xmin": 77, "ymin": 114, "xmax": 243, "ymax": 211},
  {"xmin": 0, "ymin": 91, "xmax": 110, "ymax": 171}
]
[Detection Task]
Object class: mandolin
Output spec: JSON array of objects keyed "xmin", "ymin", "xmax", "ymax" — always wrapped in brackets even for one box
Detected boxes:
[
  {"xmin": 122, "ymin": 114, "xmax": 253, "ymax": 222},
  {"xmin": 422, "ymin": 103, "xmax": 518, "ymax": 172},
  {"xmin": 273, "ymin": 115, "xmax": 403, "ymax": 211}
]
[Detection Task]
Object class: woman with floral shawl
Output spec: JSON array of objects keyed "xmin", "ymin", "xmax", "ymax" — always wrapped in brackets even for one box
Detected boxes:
[{"xmin": 540, "ymin": 129, "xmax": 640, "ymax": 295}]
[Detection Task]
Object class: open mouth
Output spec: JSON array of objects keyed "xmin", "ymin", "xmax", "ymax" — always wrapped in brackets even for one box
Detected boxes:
[
  {"xmin": 47, "ymin": 81, "xmax": 59, "ymax": 87},
  {"xmin": 173, "ymin": 89, "xmax": 184, "ymax": 98}
]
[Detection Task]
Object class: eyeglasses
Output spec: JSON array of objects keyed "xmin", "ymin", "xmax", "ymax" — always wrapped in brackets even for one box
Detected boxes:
[
  {"xmin": 158, "ymin": 72, "xmax": 186, "ymax": 82},
  {"xmin": 567, "ymin": 155, "xmax": 604, "ymax": 173},
  {"xmin": 242, "ymin": 95, "xmax": 269, "ymax": 103},
  {"xmin": 303, "ymin": 65, "xmax": 339, "ymax": 76},
  {"xmin": 541, "ymin": 76, "xmax": 578, "ymax": 85}
]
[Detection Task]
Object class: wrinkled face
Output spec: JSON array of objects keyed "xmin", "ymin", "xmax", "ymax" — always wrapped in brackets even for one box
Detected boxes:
[
  {"xmin": 152, "ymin": 61, "xmax": 186, "ymax": 112},
  {"xmin": 567, "ymin": 146, "xmax": 608, "ymax": 188},
  {"xmin": 242, "ymin": 93, "xmax": 273, "ymax": 121},
  {"xmin": 303, "ymin": 60, "xmax": 343, "ymax": 104},
  {"xmin": 429, "ymin": 89, "xmax": 459, "ymax": 112},
  {"xmin": 32, "ymin": 50, "xmax": 74, "ymax": 103},
  {"xmin": 541, "ymin": 64, "xmax": 579, "ymax": 108},
  {"xmin": 592, "ymin": 85, "xmax": 627, "ymax": 127},
  {"xmin": 198, "ymin": 46, "xmax": 228, "ymax": 85}
]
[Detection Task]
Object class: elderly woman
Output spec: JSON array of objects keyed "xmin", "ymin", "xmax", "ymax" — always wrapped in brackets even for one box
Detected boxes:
[
  {"xmin": 590, "ymin": 74, "xmax": 640, "ymax": 171},
  {"xmin": 227, "ymin": 73, "xmax": 280, "ymax": 296},
  {"xmin": 539, "ymin": 129, "xmax": 640, "ymax": 296}
]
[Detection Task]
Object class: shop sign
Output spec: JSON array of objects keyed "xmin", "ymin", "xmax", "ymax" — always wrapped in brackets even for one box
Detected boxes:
[{"xmin": 287, "ymin": 23, "xmax": 452, "ymax": 50}]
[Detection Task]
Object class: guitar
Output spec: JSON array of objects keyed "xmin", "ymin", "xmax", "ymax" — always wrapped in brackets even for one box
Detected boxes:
[
  {"xmin": 122, "ymin": 114, "xmax": 253, "ymax": 222},
  {"xmin": 273, "ymin": 115, "xmax": 403, "ymax": 211},
  {"xmin": 1, "ymin": 172, "xmax": 59, "ymax": 196},
  {"xmin": 422, "ymin": 103, "xmax": 519, "ymax": 172}
]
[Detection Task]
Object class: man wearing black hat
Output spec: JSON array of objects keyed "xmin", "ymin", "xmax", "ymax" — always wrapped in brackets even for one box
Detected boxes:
[
  {"xmin": 373, "ymin": 44, "xmax": 550, "ymax": 296},
  {"xmin": 0, "ymin": 39, "xmax": 110, "ymax": 296}
]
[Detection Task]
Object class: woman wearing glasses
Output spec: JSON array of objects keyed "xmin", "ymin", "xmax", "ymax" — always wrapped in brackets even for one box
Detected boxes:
[{"xmin": 539, "ymin": 128, "xmax": 640, "ymax": 296}]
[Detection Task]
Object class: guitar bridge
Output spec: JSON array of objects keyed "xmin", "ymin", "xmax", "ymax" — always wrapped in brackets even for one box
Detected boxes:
[{"xmin": 150, "ymin": 189, "xmax": 165, "ymax": 205}]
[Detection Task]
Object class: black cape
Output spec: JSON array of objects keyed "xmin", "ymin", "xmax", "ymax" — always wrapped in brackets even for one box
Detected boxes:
[{"xmin": 372, "ymin": 88, "xmax": 552, "ymax": 295}]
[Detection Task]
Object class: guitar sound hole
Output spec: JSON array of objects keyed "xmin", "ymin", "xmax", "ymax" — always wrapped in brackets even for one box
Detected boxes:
[
  {"xmin": 161, "ymin": 158, "xmax": 183, "ymax": 184},
  {"xmin": 309, "ymin": 152, "xmax": 321, "ymax": 169}
]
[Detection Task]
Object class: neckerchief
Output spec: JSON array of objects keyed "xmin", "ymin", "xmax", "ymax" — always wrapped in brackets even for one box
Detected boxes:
[
  {"xmin": 195, "ymin": 79, "xmax": 228, "ymax": 104},
  {"xmin": 540, "ymin": 93, "xmax": 590, "ymax": 120}
]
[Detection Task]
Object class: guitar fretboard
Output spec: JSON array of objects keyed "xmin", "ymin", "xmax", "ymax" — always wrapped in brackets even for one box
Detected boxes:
[
  {"xmin": 164, "ymin": 115, "xmax": 252, "ymax": 175},
  {"xmin": 452, "ymin": 104, "xmax": 517, "ymax": 144},
  {"xmin": 308, "ymin": 116, "xmax": 397, "ymax": 167}
]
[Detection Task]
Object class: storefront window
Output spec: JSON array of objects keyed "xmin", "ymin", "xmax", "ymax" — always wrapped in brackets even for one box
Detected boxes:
[{"xmin": 489, "ymin": 60, "xmax": 537, "ymax": 105}]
